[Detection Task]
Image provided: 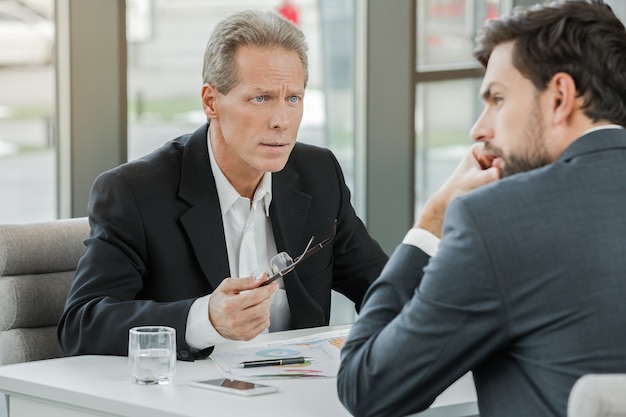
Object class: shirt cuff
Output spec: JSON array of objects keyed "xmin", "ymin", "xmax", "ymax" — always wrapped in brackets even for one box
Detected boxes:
[
  {"xmin": 402, "ymin": 228, "xmax": 440, "ymax": 257},
  {"xmin": 185, "ymin": 294, "xmax": 227, "ymax": 350}
]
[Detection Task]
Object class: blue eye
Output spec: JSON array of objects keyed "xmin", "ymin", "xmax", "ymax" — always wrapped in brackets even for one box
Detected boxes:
[
  {"xmin": 288, "ymin": 96, "xmax": 299, "ymax": 103},
  {"xmin": 253, "ymin": 96, "xmax": 265, "ymax": 103}
]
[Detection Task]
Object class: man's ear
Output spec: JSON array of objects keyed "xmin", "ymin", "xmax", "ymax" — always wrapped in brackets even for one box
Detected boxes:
[
  {"xmin": 549, "ymin": 72, "xmax": 577, "ymax": 126},
  {"xmin": 201, "ymin": 83, "xmax": 219, "ymax": 119}
]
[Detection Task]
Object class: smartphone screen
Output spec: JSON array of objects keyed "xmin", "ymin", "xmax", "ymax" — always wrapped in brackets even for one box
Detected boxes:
[{"xmin": 190, "ymin": 378, "xmax": 278, "ymax": 396}]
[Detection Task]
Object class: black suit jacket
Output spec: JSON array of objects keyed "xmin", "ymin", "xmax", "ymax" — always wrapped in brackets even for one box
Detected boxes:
[{"xmin": 58, "ymin": 124, "xmax": 388, "ymax": 359}]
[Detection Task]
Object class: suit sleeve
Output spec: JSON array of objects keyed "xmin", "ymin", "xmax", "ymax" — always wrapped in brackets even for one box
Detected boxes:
[
  {"xmin": 337, "ymin": 198, "xmax": 508, "ymax": 417},
  {"xmin": 57, "ymin": 171, "xmax": 196, "ymax": 358}
]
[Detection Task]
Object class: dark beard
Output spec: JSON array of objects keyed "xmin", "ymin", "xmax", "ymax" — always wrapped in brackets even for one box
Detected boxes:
[
  {"xmin": 499, "ymin": 99, "xmax": 551, "ymax": 178},
  {"xmin": 501, "ymin": 153, "xmax": 551, "ymax": 177}
]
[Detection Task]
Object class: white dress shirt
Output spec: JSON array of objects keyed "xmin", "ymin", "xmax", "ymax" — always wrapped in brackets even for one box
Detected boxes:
[
  {"xmin": 184, "ymin": 132, "xmax": 292, "ymax": 349},
  {"xmin": 402, "ymin": 228, "xmax": 440, "ymax": 257}
]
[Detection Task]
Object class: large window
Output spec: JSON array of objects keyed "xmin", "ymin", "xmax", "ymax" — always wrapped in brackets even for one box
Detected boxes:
[
  {"xmin": 414, "ymin": 0, "xmax": 488, "ymax": 213},
  {"xmin": 0, "ymin": 0, "xmax": 55, "ymax": 223},
  {"xmin": 416, "ymin": 78, "xmax": 482, "ymax": 203}
]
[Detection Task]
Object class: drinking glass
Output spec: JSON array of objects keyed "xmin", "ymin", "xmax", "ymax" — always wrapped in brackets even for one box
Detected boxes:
[{"xmin": 128, "ymin": 326, "xmax": 176, "ymax": 385}]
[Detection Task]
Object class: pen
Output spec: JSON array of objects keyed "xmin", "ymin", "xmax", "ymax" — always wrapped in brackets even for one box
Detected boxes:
[{"xmin": 238, "ymin": 357, "xmax": 314, "ymax": 368}]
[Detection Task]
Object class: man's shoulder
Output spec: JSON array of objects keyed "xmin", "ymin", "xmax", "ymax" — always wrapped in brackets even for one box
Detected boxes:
[
  {"xmin": 292, "ymin": 141, "xmax": 332, "ymax": 156},
  {"xmin": 110, "ymin": 140, "xmax": 184, "ymax": 179},
  {"xmin": 450, "ymin": 166, "xmax": 557, "ymax": 225},
  {"xmin": 463, "ymin": 164, "xmax": 553, "ymax": 203},
  {"xmin": 104, "ymin": 130, "xmax": 200, "ymax": 181},
  {"xmin": 290, "ymin": 142, "xmax": 338, "ymax": 165},
  {"xmin": 284, "ymin": 142, "xmax": 337, "ymax": 174},
  {"xmin": 274, "ymin": 142, "xmax": 344, "ymax": 190}
]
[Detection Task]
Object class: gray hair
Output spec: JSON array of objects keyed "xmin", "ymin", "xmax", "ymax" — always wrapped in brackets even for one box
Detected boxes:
[{"xmin": 202, "ymin": 10, "xmax": 309, "ymax": 94}]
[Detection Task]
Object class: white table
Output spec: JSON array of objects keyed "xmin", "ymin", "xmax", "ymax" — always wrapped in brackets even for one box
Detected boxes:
[{"xmin": 0, "ymin": 326, "xmax": 478, "ymax": 417}]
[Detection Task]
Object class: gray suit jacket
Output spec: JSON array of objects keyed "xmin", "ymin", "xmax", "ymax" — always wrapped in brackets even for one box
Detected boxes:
[
  {"xmin": 58, "ymin": 124, "xmax": 387, "ymax": 359},
  {"xmin": 338, "ymin": 128, "xmax": 626, "ymax": 417}
]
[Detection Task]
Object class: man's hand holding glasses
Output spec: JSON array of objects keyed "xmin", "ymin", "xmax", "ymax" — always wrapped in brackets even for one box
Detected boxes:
[
  {"xmin": 207, "ymin": 220, "xmax": 337, "ymax": 341},
  {"xmin": 260, "ymin": 219, "xmax": 337, "ymax": 286}
]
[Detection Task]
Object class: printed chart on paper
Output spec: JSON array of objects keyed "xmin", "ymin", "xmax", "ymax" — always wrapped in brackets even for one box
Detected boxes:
[{"xmin": 210, "ymin": 328, "xmax": 349, "ymax": 379}]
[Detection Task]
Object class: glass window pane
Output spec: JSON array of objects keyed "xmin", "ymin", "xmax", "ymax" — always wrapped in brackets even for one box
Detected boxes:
[
  {"xmin": 512, "ymin": 1, "xmax": 626, "ymax": 24},
  {"xmin": 604, "ymin": 0, "xmax": 626, "ymax": 23},
  {"xmin": 417, "ymin": 0, "xmax": 499, "ymax": 68},
  {"xmin": 319, "ymin": 0, "xmax": 355, "ymax": 192},
  {"xmin": 0, "ymin": 0, "xmax": 56, "ymax": 223},
  {"xmin": 415, "ymin": 78, "xmax": 481, "ymax": 213}
]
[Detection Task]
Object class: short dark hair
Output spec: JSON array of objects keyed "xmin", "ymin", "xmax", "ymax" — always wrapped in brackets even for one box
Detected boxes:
[{"xmin": 474, "ymin": 0, "xmax": 626, "ymax": 126}]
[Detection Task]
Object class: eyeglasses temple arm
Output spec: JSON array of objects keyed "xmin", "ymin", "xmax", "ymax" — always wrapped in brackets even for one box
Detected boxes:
[
  {"xmin": 260, "ymin": 236, "xmax": 314, "ymax": 286},
  {"xmin": 292, "ymin": 235, "xmax": 315, "ymax": 263},
  {"xmin": 298, "ymin": 219, "xmax": 337, "ymax": 262}
]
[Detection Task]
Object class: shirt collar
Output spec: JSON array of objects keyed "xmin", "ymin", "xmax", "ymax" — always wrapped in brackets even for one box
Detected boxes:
[
  {"xmin": 582, "ymin": 124, "xmax": 624, "ymax": 135},
  {"xmin": 207, "ymin": 130, "xmax": 272, "ymax": 217}
]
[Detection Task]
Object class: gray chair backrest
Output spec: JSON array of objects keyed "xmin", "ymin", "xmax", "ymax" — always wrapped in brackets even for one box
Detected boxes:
[
  {"xmin": 0, "ymin": 217, "xmax": 89, "ymax": 365},
  {"xmin": 568, "ymin": 374, "xmax": 626, "ymax": 417}
]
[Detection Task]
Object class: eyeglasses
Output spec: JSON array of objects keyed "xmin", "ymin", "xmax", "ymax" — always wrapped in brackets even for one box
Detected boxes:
[{"xmin": 260, "ymin": 220, "xmax": 337, "ymax": 286}]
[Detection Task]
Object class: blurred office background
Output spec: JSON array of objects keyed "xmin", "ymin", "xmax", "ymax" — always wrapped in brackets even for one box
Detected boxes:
[{"xmin": 1, "ymin": 0, "xmax": 625, "ymax": 254}]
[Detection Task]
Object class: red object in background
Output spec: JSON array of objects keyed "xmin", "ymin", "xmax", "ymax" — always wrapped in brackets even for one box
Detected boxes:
[
  {"xmin": 486, "ymin": 2, "xmax": 499, "ymax": 20},
  {"xmin": 278, "ymin": 0, "xmax": 299, "ymax": 26},
  {"xmin": 429, "ymin": 1, "xmax": 464, "ymax": 18}
]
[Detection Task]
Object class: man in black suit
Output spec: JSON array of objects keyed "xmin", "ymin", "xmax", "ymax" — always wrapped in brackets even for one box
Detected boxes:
[
  {"xmin": 58, "ymin": 10, "xmax": 387, "ymax": 360},
  {"xmin": 338, "ymin": 1, "xmax": 626, "ymax": 416}
]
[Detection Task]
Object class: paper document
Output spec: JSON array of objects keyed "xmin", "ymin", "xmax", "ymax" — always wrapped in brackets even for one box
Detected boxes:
[{"xmin": 210, "ymin": 328, "xmax": 349, "ymax": 379}]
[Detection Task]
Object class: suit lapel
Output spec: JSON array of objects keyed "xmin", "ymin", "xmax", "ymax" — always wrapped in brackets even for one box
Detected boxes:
[
  {"xmin": 178, "ymin": 124, "xmax": 230, "ymax": 289},
  {"xmin": 270, "ymin": 163, "xmax": 311, "ymax": 254},
  {"xmin": 271, "ymin": 159, "xmax": 326, "ymax": 328}
]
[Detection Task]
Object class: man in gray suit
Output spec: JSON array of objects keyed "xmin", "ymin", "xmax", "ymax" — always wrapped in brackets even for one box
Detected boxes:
[{"xmin": 337, "ymin": 1, "xmax": 626, "ymax": 417}]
